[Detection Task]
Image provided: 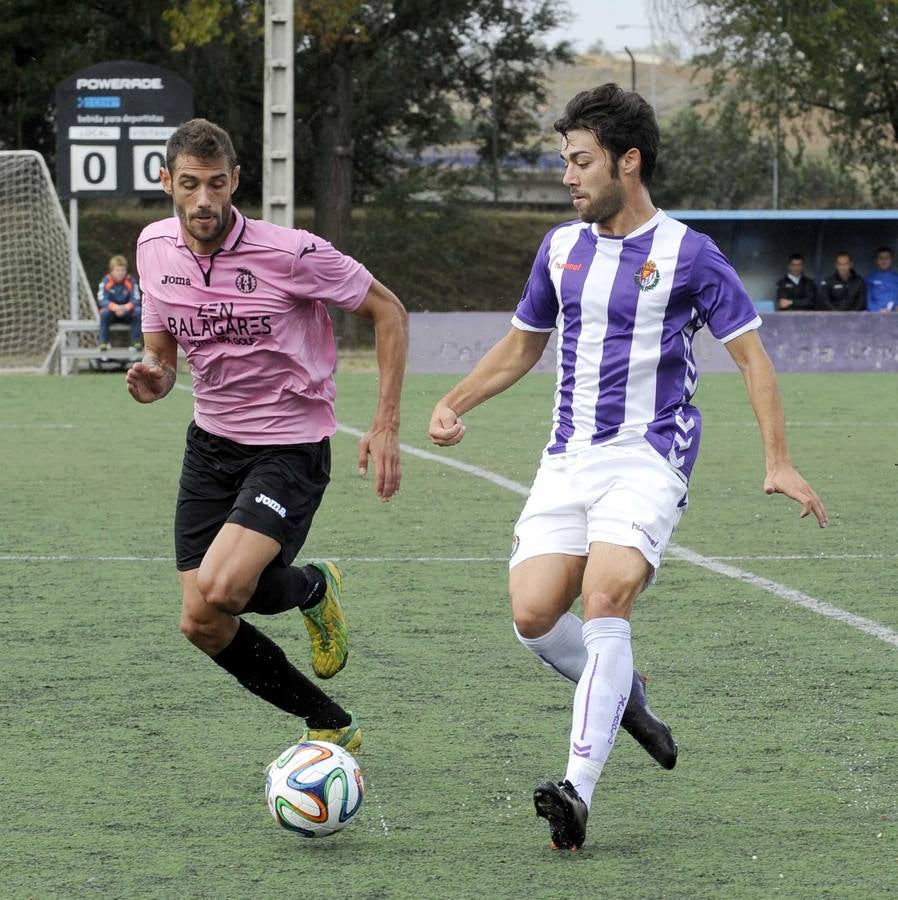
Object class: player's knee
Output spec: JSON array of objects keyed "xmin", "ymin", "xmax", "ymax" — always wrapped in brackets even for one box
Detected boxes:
[
  {"xmin": 511, "ymin": 601, "xmax": 558, "ymax": 640},
  {"xmin": 582, "ymin": 586, "xmax": 631, "ymax": 619},
  {"xmin": 179, "ymin": 611, "xmax": 224, "ymax": 653},
  {"xmin": 195, "ymin": 567, "xmax": 252, "ymax": 614}
]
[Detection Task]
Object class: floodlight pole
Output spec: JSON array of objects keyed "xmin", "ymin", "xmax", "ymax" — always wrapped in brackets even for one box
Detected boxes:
[
  {"xmin": 490, "ymin": 46, "xmax": 500, "ymax": 203},
  {"xmin": 263, "ymin": 0, "xmax": 294, "ymax": 226},
  {"xmin": 624, "ymin": 47, "xmax": 636, "ymax": 92}
]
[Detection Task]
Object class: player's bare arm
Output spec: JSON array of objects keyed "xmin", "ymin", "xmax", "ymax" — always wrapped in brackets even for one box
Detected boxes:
[
  {"xmin": 350, "ymin": 278, "xmax": 408, "ymax": 501},
  {"xmin": 726, "ymin": 330, "xmax": 828, "ymax": 527},
  {"xmin": 126, "ymin": 330, "xmax": 178, "ymax": 403},
  {"xmin": 429, "ymin": 327, "xmax": 550, "ymax": 446}
]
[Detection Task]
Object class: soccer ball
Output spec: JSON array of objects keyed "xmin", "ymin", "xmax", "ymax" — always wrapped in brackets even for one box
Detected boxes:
[{"xmin": 265, "ymin": 741, "xmax": 364, "ymax": 837}]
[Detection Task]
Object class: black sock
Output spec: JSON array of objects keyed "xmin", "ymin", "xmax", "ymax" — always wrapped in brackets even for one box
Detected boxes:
[
  {"xmin": 243, "ymin": 562, "xmax": 325, "ymax": 615},
  {"xmin": 211, "ymin": 619, "xmax": 350, "ymax": 727}
]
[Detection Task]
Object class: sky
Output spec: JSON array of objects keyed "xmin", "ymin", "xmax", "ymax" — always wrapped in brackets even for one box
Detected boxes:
[{"xmin": 543, "ymin": 0, "xmax": 655, "ymax": 55}]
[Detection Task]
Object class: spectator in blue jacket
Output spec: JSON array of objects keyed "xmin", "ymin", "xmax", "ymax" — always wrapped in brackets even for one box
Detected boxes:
[
  {"xmin": 97, "ymin": 254, "xmax": 142, "ymax": 349},
  {"xmin": 865, "ymin": 247, "xmax": 898, "ymax": 312}
]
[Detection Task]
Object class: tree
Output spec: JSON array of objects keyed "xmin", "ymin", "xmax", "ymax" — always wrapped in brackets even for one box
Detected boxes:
[
  {"xmin": 456, "ymin": 2, "xmax": 573, "ymax": 203},
  {"xmin": 0, "ymin": 0, "xmax": 265, "ymax": 196},
  {"xmin": 288, "ymin": 0, "xmax": 571, "ymax": 248},
  {"xmin": 685, "ymin": 0, "xmax": 898, "ymax": 203},
  {"xmin": 3, "ymin": 0, "xmax": 568, "ymax": 237},
  {"xmin": 653, "ymin": 99, "xmax": 866, "ymax": 209},
  {"xmin": 161, "ymin": 0, "xmax": 571, "ymax": 246},
  {"xmin": 0, "ymin": 0, "xmax": 174, "ymax": 155},
  {"xmin": 653, "ymin": 100, "xmax": 771, "ymax": 208}
]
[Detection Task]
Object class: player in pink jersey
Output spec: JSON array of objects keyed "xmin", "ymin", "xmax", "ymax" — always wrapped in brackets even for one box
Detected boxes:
[
  {"xmin": 126, "ymin": 119, "xmax": 407, "ymax": 754},
  {"xmin": 430, "ymin": 85, "xmax": 827, "ymax": 851}
]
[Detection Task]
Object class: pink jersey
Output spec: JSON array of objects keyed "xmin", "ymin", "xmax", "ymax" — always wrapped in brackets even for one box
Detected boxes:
[{"xmin": 137, "ymin": 207, "xmax": 373, "ymax": 445}]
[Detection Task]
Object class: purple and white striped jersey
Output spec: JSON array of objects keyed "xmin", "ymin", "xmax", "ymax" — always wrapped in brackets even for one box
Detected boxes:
[{"xmin": 512, "ymin": 209, "xmax": 760, "ymax": 481}]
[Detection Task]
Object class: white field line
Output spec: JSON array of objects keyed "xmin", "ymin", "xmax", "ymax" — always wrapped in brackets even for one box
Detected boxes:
[
  {"xmin": 1, "ymin": 423, "xmax": 76, "ymax": 429},
  {"xmin": 336, "ymin": 425, "xmax": 898, "ymax": 649},
  {"xmin": 0, "ymin": 555, "xmax": 176, "ymax": 562},
  {"xmin": 82, "ymin": 397, "xmax": 897, "ymax": 647},
  {"xmin": 667, "ymin": 546, "xmax": 898, "ymax": 648},
  {"xmin": 0, "ymin": 554, "xmax": 509, "ymax": 563},
  {"xmin": 715, "ymin": 421, "xmax": 898, "ymax": 427},
  {"xmin": 337, "ymin": 424, "xmax": 530, "ymax": 497},
  {"xmin": 1, "ymin": 552, "xmax": 895, "ymax": 564},
  {"xmin": 699, "ymin": 553, "xmax": 897, "ymax": 561}
]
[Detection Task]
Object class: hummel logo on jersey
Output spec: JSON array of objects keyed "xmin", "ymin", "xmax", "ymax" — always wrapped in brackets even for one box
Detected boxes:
[
  {"xmin": 162, "ymin": 274, "xmax": 191, "ymax": 286},
  {"xmin": 633, "ymin": 260, "xmax": 660, "ymax": 291},
  {"xmin": 631, "ymin": 522, "xmax": 659, "ymax": 548},
  {"xmin": 300, "ymin": 243, "xmax": 317, "ymax": 259},
  {"xmin": 554, "ymin": 261, "xmax": 583, "ymax": 271},
  {"xmin": 255, "ymin": 493, "xmax": 287, "ymax": 518}
]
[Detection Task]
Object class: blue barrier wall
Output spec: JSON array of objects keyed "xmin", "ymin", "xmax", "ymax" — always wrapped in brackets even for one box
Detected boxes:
[{"xmin": 409, "ymin": 311, "xmax": 898, "ymax": 374}]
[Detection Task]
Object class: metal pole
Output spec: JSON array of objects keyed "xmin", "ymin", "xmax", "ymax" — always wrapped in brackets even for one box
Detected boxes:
[
  {"xmin": 772, "ymin": 113, "xmax": 780, "ymax": 210},
  {"xmin": 624, "ymin": 47, "xmax": 636, "ymax": 92},
  {"xmin": 772, "ymin": 65, "xmax": 781, "ymax": 210},
  {"xmin": 69, "ymin": 197, "xmax": 79, "ymax": 320},
  {"xmin": 491, "ymin": 48, "xmax": 500, "ymax": 203},
  {"xmin": 649, "ymin": 22, "xmax": 657, "ymax": 112},
  {"xmin": 263, "ymin": 0, "xmax": 294, "ymax": 226}
]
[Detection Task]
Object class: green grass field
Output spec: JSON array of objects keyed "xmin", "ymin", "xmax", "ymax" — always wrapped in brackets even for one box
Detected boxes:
[{"xmin": 2, "ymin": 369, "xmax": 896, "ymax": 899}]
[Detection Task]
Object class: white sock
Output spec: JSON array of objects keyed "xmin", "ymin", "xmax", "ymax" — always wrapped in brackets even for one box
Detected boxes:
[
  {"xmin": 514, "ymin": 612, "xmax": 588, "ymax": 683},
  {"xmin": 563, "ymin": 617, "xmax": 633, "ymax": 810}
]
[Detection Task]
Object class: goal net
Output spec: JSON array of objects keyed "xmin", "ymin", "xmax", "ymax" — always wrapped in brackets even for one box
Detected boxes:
[{"xmin": 0, "ymin": 151, "xmax": 96, "ymax": 372}]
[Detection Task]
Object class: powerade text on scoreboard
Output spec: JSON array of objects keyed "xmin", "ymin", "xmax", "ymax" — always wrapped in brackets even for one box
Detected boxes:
[{"xmin": 56, "ymin": 60, "xmax": 193, "ymax": 199}]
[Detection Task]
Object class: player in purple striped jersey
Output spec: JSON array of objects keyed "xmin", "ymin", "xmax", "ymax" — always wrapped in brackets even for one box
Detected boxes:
[{"xmin": 429, "ymin": 84, "xmax": 827, "ymax": 851}]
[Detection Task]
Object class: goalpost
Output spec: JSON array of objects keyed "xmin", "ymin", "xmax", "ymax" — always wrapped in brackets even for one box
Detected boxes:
[{"xmin": 0, "ymin": 150, "xmax": 96, "ymax": 372}]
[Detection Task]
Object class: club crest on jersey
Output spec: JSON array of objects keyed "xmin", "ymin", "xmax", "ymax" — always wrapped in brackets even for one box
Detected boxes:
[
  {"xmin": 634, "ymin": 260, "xmax": 661, "ymax": 292},
  {"xmin": 235, "ymin": 268, "xmax": 257, "ymax": 293}
]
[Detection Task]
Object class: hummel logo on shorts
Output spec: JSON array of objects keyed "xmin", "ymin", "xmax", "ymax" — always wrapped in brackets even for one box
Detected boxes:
[{"xmin": 255, "ymin": 493, "xmax": 287, "ymax": 518}]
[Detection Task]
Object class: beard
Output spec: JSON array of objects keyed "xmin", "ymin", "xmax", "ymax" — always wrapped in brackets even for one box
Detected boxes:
[
  {"xmin": 577, "ymin": 180, "xmax": 626, "ymax": 225},
  {"xmin": 176, "ymin": 201, "xmax": 232, "ymax": 247}
]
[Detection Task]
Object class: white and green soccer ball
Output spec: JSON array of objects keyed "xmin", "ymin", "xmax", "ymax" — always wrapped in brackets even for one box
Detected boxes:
[{"xmin": 265, "ymin": 741, "xmax": 364, "ymax": 837}]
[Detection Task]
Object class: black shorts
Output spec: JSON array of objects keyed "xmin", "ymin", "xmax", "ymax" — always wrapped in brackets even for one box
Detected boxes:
[{"xmin": 174, "ymin": 421, "xmax": 331, "ymax": 571}]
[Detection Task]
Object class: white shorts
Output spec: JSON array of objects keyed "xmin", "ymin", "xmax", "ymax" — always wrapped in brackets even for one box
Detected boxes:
[{"xmin": 510, "ymin": 436, "xmax": 688, "ymax": 572}]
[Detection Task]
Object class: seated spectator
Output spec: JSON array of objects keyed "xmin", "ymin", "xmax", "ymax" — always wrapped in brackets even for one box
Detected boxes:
[
  {"xmin": 864, "ymin": 246, "xmax": 898, "ymax": 312},
  {"xmin": 775, "ymin": 253, "xmax": 817, "ymax": 310},
  {"xmin": 818, "ymin": 252, "xmax": 866, "ymax": 311},
  {"xmin": 97, "ymin": 254, "xmax": 142, "ymax": 350}
]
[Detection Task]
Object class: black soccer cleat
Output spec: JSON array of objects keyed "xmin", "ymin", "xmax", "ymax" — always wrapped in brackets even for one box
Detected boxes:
[
  {"xmin": 621, "ymin": 669, "xmax": 678, "ymax": 770},
  {"xmin": 533, "ymin": 779, "xmax": 588, "ymax": 850}
]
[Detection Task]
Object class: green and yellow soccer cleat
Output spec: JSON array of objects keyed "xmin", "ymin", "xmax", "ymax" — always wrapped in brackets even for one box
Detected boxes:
[
  {"xmin": 301, "ymin": 561, "xmax": 349, "ymax": 678},
  {"xmin": 300, "ymin": 711, "xmax": 362, "ymax": 754}
]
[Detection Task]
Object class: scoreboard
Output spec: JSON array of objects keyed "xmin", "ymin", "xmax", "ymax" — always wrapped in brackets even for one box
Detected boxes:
[{"xmin": 55, "ymin": 60, "xmax": 193, "ymax": 199}]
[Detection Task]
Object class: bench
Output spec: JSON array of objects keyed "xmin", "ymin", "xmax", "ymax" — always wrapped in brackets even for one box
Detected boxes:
[{"xmin": 52, "ymin": 319, "xmax": 140, "ymax": 375}]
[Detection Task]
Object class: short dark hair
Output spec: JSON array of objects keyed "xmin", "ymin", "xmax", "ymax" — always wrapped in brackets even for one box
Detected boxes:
[
  {"xmin": 788, "ymin": 253, "xmax": 804, "ymax": 263},
  {"xmin": 835, "ymin": 251, "xmax": 851, "ymax": 260},
  {"xmin": 875, "ymin": 246, "xmax": 893, "ymax": 257},
  {"xmin": 553, "ymin": 83, "xmax": 659, "ymax": 185},
  {"xmin": 165, "ymin": 118, "xmax": 238, "ymax": 173}
]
